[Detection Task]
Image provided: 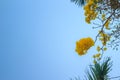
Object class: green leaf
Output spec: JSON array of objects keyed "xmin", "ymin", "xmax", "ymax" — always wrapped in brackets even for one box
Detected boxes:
[
  {"xmin": 71, "ymin": 0, "xmax": 86, "ymax": 6},
  {"xmin": 85, "ymin": 57, "xmax": 112, "ymax": 80}
]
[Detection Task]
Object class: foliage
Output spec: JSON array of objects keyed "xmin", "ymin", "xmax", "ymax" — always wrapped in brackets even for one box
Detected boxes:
[{"xmin": 86, "ymin": 57, "xmax": 112, "ymax": 80}]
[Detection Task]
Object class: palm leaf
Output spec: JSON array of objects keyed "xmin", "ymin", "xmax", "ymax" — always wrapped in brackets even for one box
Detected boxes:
[
  {"xmin": 71, "ymin": 0, "xmax": 86, "ymax": 6},
  {"xmin": 85, "ymin": 57, "xmax": 112, "ymax": 80}
]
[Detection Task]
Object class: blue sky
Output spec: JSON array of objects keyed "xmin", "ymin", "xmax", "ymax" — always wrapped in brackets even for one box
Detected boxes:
[{"xmin": 1, "ymin": 0, "xmax": 120, "ymax": 80}]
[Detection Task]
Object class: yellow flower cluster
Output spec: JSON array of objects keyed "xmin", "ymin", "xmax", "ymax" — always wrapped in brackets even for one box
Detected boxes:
[
  {"xmin": 93, "ymin": 53, "xmax": 101, "ymax": 58},
  {"xmin": 99, "ymin": 32, "xmax": 110, "ymax": 46},
  {"xmin": 105, "ymin": 20, "xmax": 110, "ymax": 30},
  {"xmin": 96, "ymin": 45, "xmax": 107, "ymax": 51},
  {"xmin": 102, "ymin": 14, "xmax": 106, "ymax": 20},
  {"xmin": 75, "ymin": 37, "xmax": 94, "ymax": 56},
  {"xmin": 93, "ymin": 53, "xmax": 101, "ymax": 64},
  {"xmin": 96, "ymin": 46, "xmax": 101, "ymax": 52},
  {"xmin": 84, "ymin": 0, "xmax": 98, "ymax": 24},
  {"xmin": 103, "ymin": 47, "xmax": 107, "ymax": 51}
]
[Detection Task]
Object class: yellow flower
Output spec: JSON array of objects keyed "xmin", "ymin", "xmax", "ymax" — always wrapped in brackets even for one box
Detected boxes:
[
  {"xmin": 99, "ymin": 32, "xmax": 110, "ymax": 46},
  {"xmin": 105, "ymin": 20, "xmax": 110, "ymax": 29},
  {"xmin": 97, "ymin": 46, "xmax": 101, "ymax": 52},
  {"xmin": 88, "ymin": 0, "xmax": 94, "ymax": 5},
  {"xmin": 85, "ymin": 17, "xmax": 91, "ymax": 24},
  {"xmin": 93, "ymin": 53, "xmax": 101, "ymax": 58},
  {"xmin": 75, "ymin": 37, "xmax": 94, "ymax": 56},
  {"xmin": 95, "ymin": 53, "xmax": 101, "ymax": 58},
  {"xmin": 102, "ymin": 41, "xmax": 106, "ymax": 46},
  {"xmin": 102, "ymin": 14, "xmax": 105, "ymax": 20},
  {"xmin": 104, "ymin": 47, "xmax": 107, "ymax": 51},
  {"xmin": 95, "ymin": 0, "xmax": 98, "ymax": 2},
  {"xmin": 84, "ymin": 5, "xmax": 90, "ymax": 10},
  {"xmin": 93, "ymin": 60, "xmax": 97, "ymax": 64},
  {"xmin": 84, "ymin": 0, "xmax": 98, "ymax": 24},
  {"xmin": 99, "ymin": 37, "xmax": 104, "ymax": 41}
]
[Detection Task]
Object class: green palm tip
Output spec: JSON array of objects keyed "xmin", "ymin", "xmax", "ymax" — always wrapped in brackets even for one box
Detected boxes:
[{"xmin": 71, "ymin": 0, "xmax": 86, "ymax": 6}]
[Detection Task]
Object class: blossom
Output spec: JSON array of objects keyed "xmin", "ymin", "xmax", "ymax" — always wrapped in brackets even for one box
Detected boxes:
[
  {"xmin": 99, "ymin": 32, "xmax": 110, "ymax": 46},
  {"xmin": 97, "ymin": 46, "xmax": 101, "ymax": 52},
  {"xmin": 93, "ymin": 53, "xmax": 101, "ymax": 58},
  {"xmin": 102, "ymin": 14, "xmax": 106, "ymax": 20},
  {"xmin": 93, "ymin": 59, "xmax": 97, "ymax": 64},
  {"xmin": 105, "ymin": 20, "xmax": 110, "ymax": 30},
  {"xmin": 104, "ymin": 47, "xmax": 107, "ymax": 51},
  {"xmin": 84, "ymin": 0, "xmax": 98, "ymax": 24},
  {"xmin": 75, "ymin": 37, "xmax": 94, "ymax": 56},
  {"xmin": 95, "ymin": 53, "xmax": 101, "ymax": 58}
]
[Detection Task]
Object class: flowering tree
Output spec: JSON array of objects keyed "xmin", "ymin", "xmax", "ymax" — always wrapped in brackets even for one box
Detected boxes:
[{"xmin": 71, "ymin": 0, "xmax": 120, "ymax": 80}]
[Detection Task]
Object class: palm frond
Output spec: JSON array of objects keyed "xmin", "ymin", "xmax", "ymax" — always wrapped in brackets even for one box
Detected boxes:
[
  {"xmin": 71, "ymin": 0, "xmax": 86, "ymax": 6},
  {"xmin": 85, "ymin": 57, "xmax": 112, "ymax": 80},
  {"xmin": 70, "ymin": 76, "xmax": 81, "ymax": 80}
]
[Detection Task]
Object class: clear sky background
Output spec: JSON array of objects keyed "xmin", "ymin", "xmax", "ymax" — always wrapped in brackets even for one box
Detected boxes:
[{"xmin": 1, "ymin": 0, "xmax": 120, "ymax": 80}]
